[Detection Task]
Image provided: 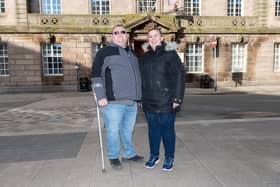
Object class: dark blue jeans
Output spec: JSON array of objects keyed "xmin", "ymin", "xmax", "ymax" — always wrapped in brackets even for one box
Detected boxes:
[{"xmin": 144, "ymin": 112, "xmax": 176, "ymax": 159}]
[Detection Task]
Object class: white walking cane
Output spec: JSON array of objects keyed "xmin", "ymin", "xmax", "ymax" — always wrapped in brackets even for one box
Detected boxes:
[{"xmin": 93, "ymin": 91, "xmax": 106, "ymax": 172}]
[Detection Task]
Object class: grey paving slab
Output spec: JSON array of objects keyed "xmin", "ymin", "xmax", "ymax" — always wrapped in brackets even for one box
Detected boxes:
[
  {"xmin": 0, "ymin": 161, "xmax": 42, "ymax": 187},
  {"xmin": 0, "ymin": 89, "xmax": 280, "ymax": 187},
  {"xmin": 176, "ymin": 121, "xmax": 280, "ymax": 187},
  {"xmin": 0, "ymin": 96, "xmax": 96, "ymax": 136},
  {"xmin": 0, "ymin": 133, "xmax": 87, "ymax": 162}
]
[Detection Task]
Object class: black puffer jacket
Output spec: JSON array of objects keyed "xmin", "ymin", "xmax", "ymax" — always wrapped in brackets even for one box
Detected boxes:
[{"xmin": 139, "ymin": 42, "xmax": 185, "ymax": 113}]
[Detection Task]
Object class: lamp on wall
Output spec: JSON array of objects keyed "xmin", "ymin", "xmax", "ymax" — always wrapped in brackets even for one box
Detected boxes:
[
  {"xmin": 195, "ymin": 36, "xmax": 200, "ymax": 43},
  {"xmin": 75, "ymin": 62, "xmax": 80, "ymax": 92},
  {"xmin": 239, "ymin": 35, "xmax": 244, "ymax": 43},
  {"xmin": 100, "ymin": 35, "xmax": 107, "ymax": 47},
  {"xmin": 49, "ymin": 34, "xmax": 56, "ymax": 43}
]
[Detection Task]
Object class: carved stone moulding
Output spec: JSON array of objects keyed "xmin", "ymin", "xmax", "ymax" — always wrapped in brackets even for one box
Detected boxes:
[
  {"xmin": 232, "ymin": 18, "xmax": 247, "ymax": 26},
  {"xmin": 40, "ymin": 16, "xmax": 60, "ymax": 25},
  {"xmin": 92, "ymin": 17, "xmax": 110, "ymax": 25}
]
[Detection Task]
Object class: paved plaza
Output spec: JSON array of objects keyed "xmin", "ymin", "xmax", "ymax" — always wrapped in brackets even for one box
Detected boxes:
[{"xmin": 0, "ymin": 86, "xmax": 280, "ymax": 187}]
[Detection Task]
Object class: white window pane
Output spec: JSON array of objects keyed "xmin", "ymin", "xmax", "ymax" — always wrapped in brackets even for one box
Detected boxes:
[
  {"xmin": 227, "ymin": 0, "xmax": 242, "ymax": 16},
  {"xmin": 138, "ymin": 0, "xmax": 156, "ymax": 13},
  {"xmin": 274, "ymin": 43, "xmax": 280, "ymax": 72},
  {"xmin": 91, "ymin": 0, "xmax": 110, "ymax": 15},
  {"xmin": 231, "ymin": 43, "xmax": 247, "ymax": 72},
  {"xmin": 276, "ymin": 0, "xmax": 280, "ymax": 16},
  {"xmin": 0, "ymin": 0, "xmax": 5, "ymax": 13},
  {"xmin": 0, "ymin": 43, "xmax": 8, "ymax": 75},
  {"xmin": 41, "ymin": 0, "xmax": 62, "ymax": 14},
  {"xmin": 186, "ymin": 43, "xmax": 203, "ymax": 73},
  {"xmin": 41, "ymin": 43, "xmax": 63, "ymax": 75},
  {"xmin": 184, "ymin": 0, "xmax": 200, "ymax": 16}
]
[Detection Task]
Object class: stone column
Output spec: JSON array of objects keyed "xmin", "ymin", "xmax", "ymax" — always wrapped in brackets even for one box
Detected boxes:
[
  {"xmin": 16, "ymin": 0, "xmax": 27, "ymax": 25},
  {"xmin": 257, "ymin": 0, "xmax": 267, "ymax": 26}
]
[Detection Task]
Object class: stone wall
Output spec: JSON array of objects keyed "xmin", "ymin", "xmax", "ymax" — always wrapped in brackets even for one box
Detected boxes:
[{"xmin": 0, "ymin": 34, "xmax": 100, "ymax": 88}]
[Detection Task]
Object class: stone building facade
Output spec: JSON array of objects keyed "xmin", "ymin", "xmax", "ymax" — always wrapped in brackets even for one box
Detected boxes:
[{"xmin": 0, "ymin": 0, "xmax": 280, "ymax": 92}]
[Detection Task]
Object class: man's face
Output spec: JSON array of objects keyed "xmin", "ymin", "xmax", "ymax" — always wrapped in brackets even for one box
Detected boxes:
[
  {"xmin": 111, "ymin": 26, "xmax": 128, "ymax": 48},
  {"xmin": 148, "ymin": 29, "xmax": 163, "ymax": 50}
]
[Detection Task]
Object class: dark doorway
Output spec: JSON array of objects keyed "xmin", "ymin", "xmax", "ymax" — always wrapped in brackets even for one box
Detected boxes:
[{"xmin": 133, "ymin": 40, "xmax": 146, "ymax": 57}]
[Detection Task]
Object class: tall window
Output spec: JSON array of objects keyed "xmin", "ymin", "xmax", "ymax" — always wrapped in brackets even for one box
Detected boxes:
[
  {"xmin": 27, "ymin": 0, "xmax": 40, "ymax": 13},
  {"xmin": 184, "ymin": 0, "xmax": 200, "ymax": 16},
  {"xmin": 92, "ymin": 43, "xmax": 103, "ymax": 60},
  {"xmin": 91, "ymin": 0, "xmax": 110, "ymax": 15},
  {"xmin": 138, "ymin": 0, "xmax": 156, "ymax": 13},
  {"xmin": 274, "ymin": 43, "xmax": 280, "ymax": 72},
  {"xmin": 0, "ymin": 0, "xmax": 5, "ymax": 13},
  {"xmin": 231, "ymin": 43, "xmax": 247, "ymax": 72},
  {"xmin": 276, "ymin": 0, "xmax": 280, "ymax": 16},
  {"xmin": 186, "ymin": 43, "xmax": 203, "ymax": 73},
  {"xmin": 0, "ymin": 43, "xmax": 8, "ymax": 75},
  {"xmin": 41, "ymin": 0, "xmax": 62, "ymax": 14},
  {"xmin": 227, "ymin": 0, "xmax": 242, "ymax": 16},
  {"xmin": 41, "ymin": 43, "xmax": 63, "ymax": 75}
]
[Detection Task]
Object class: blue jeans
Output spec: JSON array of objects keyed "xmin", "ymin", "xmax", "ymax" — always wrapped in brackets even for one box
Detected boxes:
[
  {"xmin": 144, "ymin": 112, "xmax": 176, "ymax": 159},
  {"xmin": 103, "ymin": 103, "xmax": 137, "ymax": 159}
]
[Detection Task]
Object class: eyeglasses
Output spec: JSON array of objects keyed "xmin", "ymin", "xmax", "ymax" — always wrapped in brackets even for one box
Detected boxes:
[{"xmin": 112, "ymin": 30, "xmax": 126, "ymax": 35}]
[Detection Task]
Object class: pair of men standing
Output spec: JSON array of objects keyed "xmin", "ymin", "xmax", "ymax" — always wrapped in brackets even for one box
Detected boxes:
[{"xmin": 91, "ymin": 25, "xmax": 185, "ymax": 171}]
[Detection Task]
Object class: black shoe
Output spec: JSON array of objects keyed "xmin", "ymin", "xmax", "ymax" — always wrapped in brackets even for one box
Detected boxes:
[
  {"xmin": 109, "ymin": 159, "xmax": 122, "ymax": 170},
  {"xmin": 122, "ymin": 155, "xmax": 144, "ymax": 162}
]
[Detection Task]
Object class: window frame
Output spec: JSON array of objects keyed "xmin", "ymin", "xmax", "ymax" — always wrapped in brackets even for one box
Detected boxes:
[
  {"xmin": 91, "ymin": 0, "xmax": 110, "ymax": 15},
  {"xmin": 231, "ymin": 43, "xmax": 247, "ymax": 73},
  {"xmin": 185, "ymin": 43, "xmax": 204, "ymax": 73},
  {"xmin": 227, "ymin": 0, "xmax": 243, "ymax": 16},
  {"xmin": 276, "ymin": 0, "xmax": 280, "ymax": 16},
  {"xmin": 92, "ymin": 43, "xmax": 103, "ymax": 61},
  {"xmin": 137, "ymin": 0, "xmax": 157, "ymax": 13},
  {"xmin": 184, "ymin": 0, "xmax": 201, "ymax": 16},
  {"xmin": 0, "ymin": 0, "xmax": 5, "ymax": 13},
  {"xmin": 41, "ymin": 43, "xmax": 63, "ymax": 76},
  {"xmin": 274, "ymin": 43, "xmax": 280, "ymax": 72},
  {"xmin": 41, "ymin": 0, "xmax": 62, "ymax": 14},
  {"xmin": 0, "ymin": 42, "xmax": 8, "ymax": 76}
]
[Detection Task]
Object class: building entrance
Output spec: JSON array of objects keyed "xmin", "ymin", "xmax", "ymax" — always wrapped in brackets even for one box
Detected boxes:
[{"xmin": 133, "ymin": 40, "xmax": 146, "ymax": 57}]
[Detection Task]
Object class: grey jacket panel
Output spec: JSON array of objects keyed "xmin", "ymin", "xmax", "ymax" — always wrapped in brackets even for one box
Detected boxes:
[{"xmin": 91, "ymin": 43, "xmax": 141, "ymax": 102}]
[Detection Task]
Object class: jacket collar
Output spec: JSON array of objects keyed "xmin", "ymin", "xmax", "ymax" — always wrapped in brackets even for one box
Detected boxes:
[
  {"xmin": 148, "ymin": 42, "xmax": 166, "ymax": 54},
  {"xmin": 110, "ymin": 43, "xmax": 130, "ymax": 51},
  {"xmin": 144, "ymin": 41, "xmax": 178, "ymax": 53}
]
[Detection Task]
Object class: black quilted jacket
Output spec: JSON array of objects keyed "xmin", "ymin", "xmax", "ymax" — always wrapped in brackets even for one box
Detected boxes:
[{"xmin": 139, "ymin": 42, "xmax": 185, "ymax": 113}]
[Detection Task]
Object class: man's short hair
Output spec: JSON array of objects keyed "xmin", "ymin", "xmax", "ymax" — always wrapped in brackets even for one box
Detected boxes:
[
  {"xmin": 148, "ymin": 27, "xmax": 162, "ymax": 35},
  {"xmin": 112, "ymin": 24, "xmax": 126, "ymax": 32}
]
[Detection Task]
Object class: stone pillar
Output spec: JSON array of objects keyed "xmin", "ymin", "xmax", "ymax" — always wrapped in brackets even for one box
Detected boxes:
[
  {"xmin": 257, "ymin": 0, "xmax": 267, "ymax": 26},
  {"xmin": 16, "ymin": 0, "xmax": 27, "ymax": 25}
]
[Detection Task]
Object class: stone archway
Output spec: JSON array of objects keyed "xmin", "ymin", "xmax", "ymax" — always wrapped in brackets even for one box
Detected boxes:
[{"xmin": 126, "ymin": 15, "xmax": 178, "ymax": 57}]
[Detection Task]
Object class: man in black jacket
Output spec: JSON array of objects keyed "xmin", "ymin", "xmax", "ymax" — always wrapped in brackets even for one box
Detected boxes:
[{"xmin": 139, "ymin": 28, "xmax": 185, "ymax": 171}]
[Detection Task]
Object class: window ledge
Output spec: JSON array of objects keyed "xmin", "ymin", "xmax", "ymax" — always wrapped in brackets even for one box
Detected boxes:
[
  {"xmin": 43, "ymin": 74, "xmax": 64, "ymax": 76},
  {"xmin": 0, "ymin": 13, "xmax": 7, "ymax": 17}
]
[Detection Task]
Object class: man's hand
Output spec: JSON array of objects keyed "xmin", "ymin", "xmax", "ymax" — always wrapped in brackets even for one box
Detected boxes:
[
  {"xmin": 98, "ymin": 98, "xmax": 108, "ymax": 107},
  {"xmin": 173, "ymin": 103, "xmax": 180, "ymax": 109},
  {"xmin": 138, "ymin": 102, "xmax": 142, "ymax": 109}
]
